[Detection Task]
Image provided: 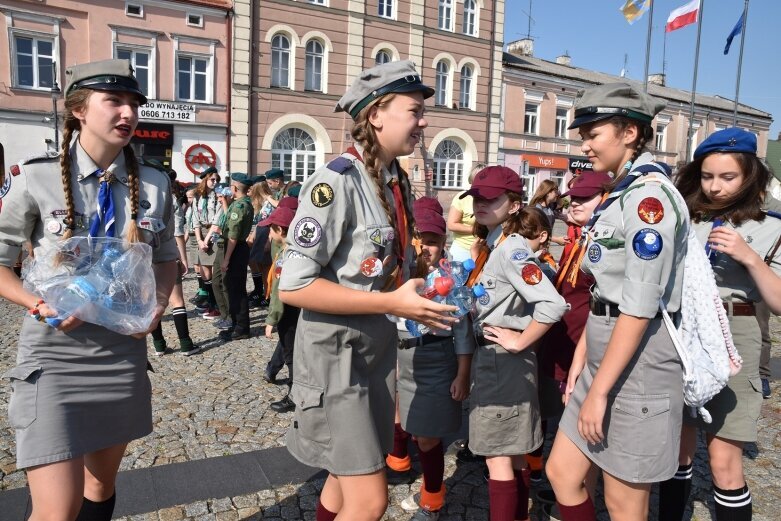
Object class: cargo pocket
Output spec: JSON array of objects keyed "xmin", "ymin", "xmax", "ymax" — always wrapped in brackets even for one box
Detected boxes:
[
  {"xmin": 477, "ymin": 404, "xmax": 521, "ymax": 450},
  {"xmin": 3, "ymin": 364, "xmax": 43, "ymax": 429},
  {"xmin": 290, "ymin": 382, "xmax": 331, "ymax": 447},
  {"xmin": 612, "ymin": 394, "xmax": 670, "ymax": 457}
]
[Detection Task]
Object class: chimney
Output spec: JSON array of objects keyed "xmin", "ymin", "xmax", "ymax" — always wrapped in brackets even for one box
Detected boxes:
[
  {"xmin": 556, "ymin": 53, "xmax": 571, "ymax": 66},
  {"xmin": 507, "ymin": 38, "xmax": 534, "ymax": 57},
  {"xmin": 647, "ymin": 73, "xmax": 666, "ymax": 86}
]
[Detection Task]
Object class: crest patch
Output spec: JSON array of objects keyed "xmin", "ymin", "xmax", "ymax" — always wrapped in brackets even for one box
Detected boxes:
[
  {"xmin": 521, "ymin": 264, "xmax": 543, "ymax": 285},
  {"xmin": 360, "ymin": 256, "xmax": 383, "ymax": 278},
  {"xmin": 311, "ymin": 183, "xmax": 334, "ymax": 208},
  {"xmin": 587, "ymin": 243, "xmax": 602, "ymax": 263},
  {"xmin": 510, "ymin": 249, "xmax": 529, "ymax": 262},
  {"xmin": 632, "ymin": 228, "xmax": 663, "ymax": 260},
  {"xmin": 294, "ymin": 217, "xmax": 323, "ymax": 248},
  {"xmin": 478, "ymin": 293, "xmax": 490, "ymax": 306},
  {"xmin": 0, "ymin": 175, "xmax": 11, "ymax": 199},
  {"xmin": 637, "ymin": 197, "xmax": 664, "ymax": 224}
]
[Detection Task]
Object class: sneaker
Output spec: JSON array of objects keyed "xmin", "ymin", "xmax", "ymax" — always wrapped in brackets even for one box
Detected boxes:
[
  {"xmin": 214, "ymin": 318, "xmax": 233, "ymax": 330},
  {"xmin": 202, "ymin": 309, "xmax": 220, "ymax": 320},
  {"xmin": 152, "ymin": 339, "xmax": 167, "ymax": 357},
  {"xmin": 231, "ymin": 330, "xmax": 250, "ymax": 340},
  {"xmin": 762, "ymin": 378, "xmax": 771, "ymax": 399},
  {"xmin": 541, "ymin": 502, "xmax": 562, "ymax": 521},
  {"xmin": 270, "ymin": 395, "xmax": 296, "ymax": 413},
  {"xmin": 401, "ymin": 497, "xmax": 440, "ymax": 521},
  {"xmin": 411, "ymin": 509, "xmax": 439, "ymax": 520},
  {"xmin": 153, "ymin": 348, "xmax": 166, "ymax": 357},
  {"xmin": 180, "ymin": 344, "xmax": 203, "ymax": 356},
  {"xmin": 535, "ymin": 488, "xmax": 557, "ymax": 506},
  {"xmin": 530, "ymin": 469, "xmax": 544, "ymax": 486},
  {"xmin": 262, "ymin": 369, "xmax": 278, "ymax": 385},
  {"xmin": 258, "ymin": 298, "xmax": 270, "ymax": 308},
  {"xmin": 401, "ymin": 493, "xmax": 421, "ymax": 512}
]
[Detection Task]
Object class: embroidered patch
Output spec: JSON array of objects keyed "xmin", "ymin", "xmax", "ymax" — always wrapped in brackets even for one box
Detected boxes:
[
  {"xmin": 360, "ymin": 256, "xmax": 383, "ymax": 278},
  {"xmin": 385, "ymin": 229, "xmax": 395, "ymax": 243},
  {"xmin": 478, "ymin": 293, "xmax": 490, "ymax": 306},
  {"xmin": 311, "ymin": 183, "xmax": 334, "ymax": 208},
  {"xmin": 746, "ymin": 235, "xmax": 753, "ymax": 244},
  {"xmin": 632, "ymin": 228, "xmax": 663, "ymax": 260},
  {"xmin": 521, "ymin": 264, "xmax": 543, "ymax": 285},
  {"xmin": 46, "ymin": 219, "xmax": 62, "ymax": 234},
  {"xmin": 10, "ymin": 165, "xmax": 20, "ymax": 176},
  {"xmin": 587, "ymin": 243, "xmax": 602, "ymax": 263},
  {"xmin": 287, "ymin": 250, "xmax": 306, "ymax": 259},
  {"xmin": 0, "ymin": 174, "xmax": 11, "ymax": 199},
  {"xmin": 369, "ymin": 228, "xmax": 384, "ymax": 246},
  {"xmin": 637, "ymin": 197, "xmax": 664, "ymax": 224},
  {"xmin": 274, "ymin": 258, "xmax": 284, "ymax": 279},
  {"xmin": 140, "ymin": 200, "xmax": 151, "ymax": 210},
  {"xmin": 510, "ymin": 249, "xmax": 529, "ymax": 262},
  {"xmin": 294, "ymin": 217, "xmax": 323, "ymax": 248},
  {"xmin": 230, "ymin": 212, "xmax": 239, "ymax": 221}
]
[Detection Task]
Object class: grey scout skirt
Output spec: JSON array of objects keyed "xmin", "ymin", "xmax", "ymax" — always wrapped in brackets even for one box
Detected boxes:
[
  {"xmin": 559, "ymin": 312, "xmax": 683, "ymax": 483},
  {"xmin": 287, "ymin": 311, "xmax": 397, "ymax": 476},
  {"xmin": 4, "ymin": 319, "xmax": 153, "ymax": 469},
  {"xmin": 398, "ymin": 337, "xmax": 462, "ymax": 438},
  {"xmin": 686, "ymin": 314, "xmax": 763, "ymax": 442},
  {"xmin": 468, "ymin": 342, "xmax": 542, "ymax": 457}
]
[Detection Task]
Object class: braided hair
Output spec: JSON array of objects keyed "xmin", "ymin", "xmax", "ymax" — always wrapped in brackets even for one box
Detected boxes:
[{"xmin": 602, "ymin": 116, "xmax": 654, "ymax": 192}]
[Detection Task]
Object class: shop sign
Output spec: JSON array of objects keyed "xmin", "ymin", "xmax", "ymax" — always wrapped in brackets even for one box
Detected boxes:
[
  {"xmin": 133, "ymin": 123, "xmax": 174, "ymax": 145},
  {"xmin": 569, "ymin": 157, "xmax": 594, "ymax": 175},
  {"xmin": 140, "ymin": 101, "xmax": 196, "ymax": 123},
  {"xmin": 522, "ymin": 154, "xmax": 569, "ymax": 170},
  {"xmin": 185, "ymin": 143, "xmax": 217, "ymax": 176}
]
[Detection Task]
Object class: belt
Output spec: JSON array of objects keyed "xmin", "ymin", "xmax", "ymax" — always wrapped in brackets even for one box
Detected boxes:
[
  {"xmin": 588, "ymin": 298, "xmax": 672, "ymax": 320},
  {"xmin": 723, "ymin": 301, "xmax": 755, "ymax": 317},
  {"xmin": 475, "ymin": 329, "xmax": 523, "ymax": 347},
  {"xmin": 398, "ymin": 334, "xmax": 450, "ymax": 350}
]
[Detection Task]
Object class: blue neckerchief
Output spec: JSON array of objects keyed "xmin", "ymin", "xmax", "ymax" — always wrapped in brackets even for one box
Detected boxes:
[
  {"xmin": 704, "ymin": 217, "xmax": 724, "ymax": 262},
  {"xmin": 88, "ymin": 169, "xmax": 116, "ymax": 238}
]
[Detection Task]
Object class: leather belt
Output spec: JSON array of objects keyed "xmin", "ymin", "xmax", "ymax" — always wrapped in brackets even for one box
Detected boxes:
[
  {"xmin": 723, "ymin": 301, "xmax": 755, "ymax": 317},
  {"xmin": 398, "ymin": 334, "xmax": 449, "ymax": 350},
  {"xmin": 589, "ymin": 298, "xmax": 671, "ymax": 320}
]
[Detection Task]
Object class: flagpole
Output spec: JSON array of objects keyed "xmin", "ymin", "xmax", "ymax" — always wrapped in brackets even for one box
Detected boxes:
[
  {"xmin": 685, "ymin": 0, "xmax": 705, "ymax": 162},
  {"xmin": 643, "ymin": 0, "xmax": 655, "ymax": 91},
  {"xmin": 732, "ymin": 0, "xmax": 750, "ymax": 125}
]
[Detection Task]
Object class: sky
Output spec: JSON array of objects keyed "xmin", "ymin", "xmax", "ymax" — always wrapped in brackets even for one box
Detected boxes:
[{"xmin": 503, "ymin": 0, "xmax": 781, "ymax": 137}]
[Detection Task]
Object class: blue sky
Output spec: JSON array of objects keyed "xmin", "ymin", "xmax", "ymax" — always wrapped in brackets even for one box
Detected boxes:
[{"xmin": 503, "ymin": 0, "xmax": 780, "ymax": 136}]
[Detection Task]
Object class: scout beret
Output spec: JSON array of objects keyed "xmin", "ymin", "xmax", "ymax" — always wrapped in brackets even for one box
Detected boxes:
[
  {"xmin": 65, "ymin": 59, "xmax": 147, "ymax": 104},
  {"xmin": 694, "ymin": 127, "xmax": 757, "ymax": 159},
  {"xmin": 286, "ymin": 184, "xmax": 302, "ymax": 198},
  {"xmin": 562, "ymin": 171, "xmax": 613, "ymax": 198},
  {"xmin": 265, "ymin": 168, "xmax": 284, "ymax": 180},
  {"xmin": 230, "ymin": 172, "xmax": 255, "ymax": 186},
  {"xmin": 569, "ymin": 82, "xmax": 666, "ymax": 130},
  {"xmin": 460, "ymin": 166, "xmax": 523, "ymax": 200},
  {"xmin": 335, "ymin": 60, "xmax": 435, "ymax": 120},
  {"xmin": 199, "ymin": 166, "xmax": 219, "ymax": 179},
  {"xmin": 250, "ymin": 175, "xmax": 266, "ymax": 184}
]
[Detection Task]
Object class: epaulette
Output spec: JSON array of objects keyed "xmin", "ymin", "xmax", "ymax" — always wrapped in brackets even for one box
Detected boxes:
[
  {"xmin": 326, "ymin": 156, "xmax": 355, "ymax": 174},
  {"xmin": 139, "ymin": 158, "xmax": 167, "ymax": 173},
  {"xmin": 22, "ymin": 150, "xmax": 59, "ymax": 165},
  {"xmin": 764, "ymin": 210, "xmax": 781, "ymax": 221}
]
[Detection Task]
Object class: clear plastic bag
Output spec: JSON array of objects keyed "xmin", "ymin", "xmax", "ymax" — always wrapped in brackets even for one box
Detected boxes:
[{"xmin": 22, "ymin": 237, "xmax": 157, "ymax": 335}]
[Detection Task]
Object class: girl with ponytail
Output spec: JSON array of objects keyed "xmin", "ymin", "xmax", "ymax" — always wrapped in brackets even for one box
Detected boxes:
[
  {"xmin": 0, "ymin": 59, "xmax": 178, "ymax": 521},
  {"xmin": 278, "ymin": 60, "xmax": 457, "ymax": 521},
  {"xmin": 545, "ymin": 83, "xmax": 690, "ymax": 521}
]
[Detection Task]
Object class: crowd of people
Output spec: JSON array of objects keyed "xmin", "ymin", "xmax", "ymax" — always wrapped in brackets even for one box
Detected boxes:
[{"xmin": 1, "ymin": 57, "xmax": 779, "ymax": 521}]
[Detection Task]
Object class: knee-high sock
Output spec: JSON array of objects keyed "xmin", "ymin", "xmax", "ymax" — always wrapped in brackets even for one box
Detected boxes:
[
  {"xmin": 75, "ymin": 494, "xmax": 116, "ymax": 521},
  {"xmin": 172, "ymin": 306, "xmax": 190, "ymax": 340},
  {"xmin": 417, "ymin": 441, "xmax": 444, "ymax": 494},
  {"xmin": 316, "ymin": 499, "xmax": 337, "ymax": 521},
  {"xmin": 204, "ymin": 279, "xmax": 215, "ymax": 305},
  {"xmin": 514, "ymin": 468, "xmax": 530, "ymax": 520},
  {"xmin": 488, "ymin": 478, "xmax": 517, "ymax": 521},
  {"xmin": 251, "ymin": 272, "xmax": 263, "ymax": 294},
  {"xmin": 151, "ymin": 321, "xmax": 164, "ymax": 342},
  {"xmin": 196, "ymin": 273, "xmax": 204, "ymax": 290},
  {"xmin": 714, "ymin": 484, "xmax": 752, "ymax": 521},
  {"xmin": 658, "ymin": 464, "xmax": 692, "ymax": 521},
  {"xmin": 390, "ymin": 423, "xmax": 409, "ymax": 459},
  {"xmin": 557, "ymin": 495, "xmax": 596, "ymax": 521}
]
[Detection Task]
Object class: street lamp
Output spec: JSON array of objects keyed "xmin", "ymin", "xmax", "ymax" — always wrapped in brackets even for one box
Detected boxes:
[{"xmin": 51, "ymin": 61, "xmax": 60, "ymax": 150}]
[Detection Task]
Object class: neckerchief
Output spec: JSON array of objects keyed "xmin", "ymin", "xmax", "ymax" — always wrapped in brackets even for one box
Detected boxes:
[
  {"xmin": 88, "ymin": 168, "xmax": 116, "ymax": 238},
  {"xmin": 466, "ymin": 227, "xmax": 506, "ymax": 287}
]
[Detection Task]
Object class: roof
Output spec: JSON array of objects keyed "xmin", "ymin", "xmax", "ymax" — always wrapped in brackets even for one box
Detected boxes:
[
  {"xmin": 767, "ymin": 139, "xmax": 781, "ymax": 181},
  {"xmin": 173, "ymin": 0, "xmax": 232, "ymax": 9},
  {"xmin": 503, "ymin": 52, "xmax": 773, "ymax": 121}
]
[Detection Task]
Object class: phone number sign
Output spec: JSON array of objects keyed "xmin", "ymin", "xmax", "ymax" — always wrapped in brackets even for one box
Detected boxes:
[{"xmin": 140, "ymin": 101, "xmax": 196, "ymax": 122}]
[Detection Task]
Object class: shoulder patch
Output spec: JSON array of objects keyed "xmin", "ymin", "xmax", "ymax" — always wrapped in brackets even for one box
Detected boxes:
[
  {"xmin": 22, "ymin": 150, "xmax": 58, "ymax": 165},
  {"xmin": 326, "ymin": 156, "xmax": 354, "ymax": 174},
  {"xmin": 765, "ymin": 210, "xmax": 781, "ymax": 221}
]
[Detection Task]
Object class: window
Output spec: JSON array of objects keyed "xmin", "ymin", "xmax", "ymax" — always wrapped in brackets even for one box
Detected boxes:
[
  {"xmin": 272, "ymin": 128, "xmax": 317, "ymax": 182},
  {"xmin": 555, "ymin": 108, "xmax": 568, "ymax": 138},
  {"xmin": 186, "ymin": 14, "xmax": 203, "ymax": 28},
  {"xmin": 309, "ymin": 0, "xmax": 327, "ymax": 4},
  {"xmin": 305, "ymin": 40, "xmax": 323, "ymax": 92},
  {"xmin": 459, "ymin": 65, "xmax": 473, "ymax": 110},
  {"xmin": 13, "ymin": 35, "xmax": 55, "ymax": 89},
  {"xmin": 522, "ymin": 166, "xmax": 536, "ymax": 204},
  {"xmin": 550, "ymin": 171, "xmax": 566, "ymax": 193},
  {"xmin": 177, "ymin": 55, "xmax": 209, "ymax": 102},
  {"xmin": 438, "ymin": 0, "xmax": 454, "ymax": 31},
  {"xmin": 655, "ymin": 124, "xmax": 667, "ymax": 151},
  {"xmin": 524, "ymin": 103, "xmax": 539, "ymax": 135},
  {"xmin": 375, "ymin": 50, "xmax": 392, "ymax": 65},
  {"xmin": 271, "ymin": 35, "xmax": 291, "ymax": 88},
  {"xmin": 463, "ymin": 0, "xmax": 478, "ymax": 36},
  {"xmin": 435, "ymin": 61, "xmax": 449, "ymax": 107},
  {"xmin": 116, "ymin": 47, "xmax": 151, "ymax": 97},
  {"xmin": 433, "ymin": 139, "xmax": 464, "ymax": 189},
  {"xmin": 126, "ymin": 3, "xmax": 143, "ymax": 17},
  {"xmin": 378, "ymin": 0, "xmax": 394, "ymax": 18}
]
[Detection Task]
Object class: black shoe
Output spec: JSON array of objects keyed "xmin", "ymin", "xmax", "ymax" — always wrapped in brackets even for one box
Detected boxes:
[
  {"xmin": 262, "ymin": 370, "xmax": 278, "ymax": 385},
  {"xmin": 258, "ymin": 298, "xmax": 270, "ymax": 308},
  {"xmin": 535, "ymin": 488, "xmax": 557, "ymax": 506},
  {"xmin": 219, "ymin": 329, "xmax": 234, "ymax": 341},
  {"xmin": 270, "ymin": 395, "xmax": 295, "ymax": 413},
  {"xmin": 762, "ymin": 378, "xmax": 772, "ymax": 399},
  {"xmin": 456, "ymin": 445, "xmax": 485, "ymax": 463},
  {"xmin": 231, "ymin": 330, "xmax": 250, "ymax": 340},
  {"xmin": 385, "ymin": 467, "xmax": 415, "ymax": 485}
]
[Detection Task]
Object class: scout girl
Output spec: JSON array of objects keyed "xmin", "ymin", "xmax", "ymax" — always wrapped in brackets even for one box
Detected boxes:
[
  {"xmin": 657, "ymin": 128, "xmax": 781, "ymax": 521},
  {"xmin": 545, "ymin": 83, "xmax": 689, "ymax": 521},
  {"xmin": 395, "ymin": 197, "xmax": 475, "ymax": 521},
  {"xmin": 464, "ymin": 166, "xmax": 568, "ymax": 521},
  {"xmin": 192, "ymin": 165, "xmax": 220, "ymax": 314},
  {"xmin": 0, "ymin": 59, "xmax": 178, "ymax": 521},
  {"xmin": 529, "ymin": 180, "xmax": 569, "ymax": 246},
  {"xmin": 278, "ymin": 60, "xmax": 457, "ymax": 521}
]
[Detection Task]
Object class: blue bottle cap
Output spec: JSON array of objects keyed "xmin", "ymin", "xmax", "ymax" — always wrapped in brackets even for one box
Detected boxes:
[
  {"xmin": 472, "ymin": 284, "xmax": 486, "ymax": 298},
  {"xmin": 462, "ymin": 258, "xmax": 476, "ymax": 271}
]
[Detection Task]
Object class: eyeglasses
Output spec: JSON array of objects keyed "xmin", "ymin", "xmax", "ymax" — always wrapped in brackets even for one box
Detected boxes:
[{"xmin": 208, "ymin": 177, "xmax": 218, "ymax": 182}]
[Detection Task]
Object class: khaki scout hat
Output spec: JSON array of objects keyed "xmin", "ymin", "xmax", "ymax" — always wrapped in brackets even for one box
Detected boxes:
[
  {"xmin": 568, "ymin": 82, "xmax": 666, "ymax": 130},
  {"xmin": 65, "ymin": 59, "xmax": 147, "ymax": 104},
  {"xmin": 335, "ymin": 60, "xmax": 435, "ymax": 120}
]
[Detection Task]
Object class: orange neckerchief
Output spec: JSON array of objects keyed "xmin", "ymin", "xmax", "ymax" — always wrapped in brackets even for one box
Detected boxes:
[
  {"xmin": 540, "ymin": 250, "xmax": 557, "ymax": 271},
  {"xmin": 265, "ymin": 246, "xmax": 286, "ymax": 300},
  {"xmin": 556, "ymin": 192, "xmax": 609, "ymax": 290},
  {"xmin": 466, "ymin": 233, "xmax": 506, "ymax": 287}
]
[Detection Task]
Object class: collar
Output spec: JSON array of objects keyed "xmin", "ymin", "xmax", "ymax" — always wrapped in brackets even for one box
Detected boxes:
[
  {"xmin": 72, "ymin": 136, "xmax": 128, "ymax": 185},
  {"xmin": 383, "ymin": 161, "xmax": 399, "ymax": 188},
  {"xmin": 486, "ymin": 226, "xmax": 504, "ymax": 250}
]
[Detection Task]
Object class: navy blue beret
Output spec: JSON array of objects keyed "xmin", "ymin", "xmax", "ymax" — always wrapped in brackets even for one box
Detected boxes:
[
  {"xmin": 230, "ymin": 172, "xmax": 254, "ymax": 185},
  {"xmin": 265, "ymin": 168, "xmax": 285, "ymax": 179},
  {"xmin": 694, "ymin": 127, "xmax": 757, "ymax": 160}
]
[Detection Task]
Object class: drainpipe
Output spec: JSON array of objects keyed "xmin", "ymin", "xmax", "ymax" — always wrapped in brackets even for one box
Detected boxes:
[
  {"xmin": 225, "ymin": 7, "xmax": 233, "ymax": 172},
  {"xmin": 484, "ymin": 0, "xmax": 499, "ymax": 164}
]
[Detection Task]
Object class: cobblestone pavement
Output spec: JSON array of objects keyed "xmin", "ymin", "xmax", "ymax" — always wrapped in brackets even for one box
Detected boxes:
[{"xmin": 1, "ymin": 271, "xmax": 780, "ymax": 520}]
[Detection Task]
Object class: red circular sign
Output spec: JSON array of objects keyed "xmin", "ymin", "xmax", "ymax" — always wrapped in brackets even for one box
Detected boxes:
[{"xmin": 184, "ymin": 143, "xmax": 217, "ymax": 176}]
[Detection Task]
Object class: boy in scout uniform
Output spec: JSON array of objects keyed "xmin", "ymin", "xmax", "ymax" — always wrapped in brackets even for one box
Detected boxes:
[
  {"xmin": 0, "ymin": 59, "xmax": 178, "ymax": 521},
  {"xmin": 218, "ymin": 173, "xmax": 255, "ymax": 340},
  {"xmin": 277, "ymin": 60, "xmax": 457, "ymax": 521},
  {"xmin": 657, "ymin": 128, "xmax": 781, "ymax": 521}
]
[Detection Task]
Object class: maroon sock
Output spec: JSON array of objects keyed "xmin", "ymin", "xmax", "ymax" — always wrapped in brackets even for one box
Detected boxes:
[
  {"xmin": 557, "ymin": 495, "xmax": 597, "ymax": 521},
  {"xmin": 513, "ymin": 469, "xmax": 530, "ymax": 520},
  {"xmin": 416, "ymin": 441, "xmax": 444, "ymax": 493},
  {"xmin": 316, "ymin": 499, "xmax": 338, "ymax": 521},
  {"xmin": 488, "ymin": 478, "xmax": 517, "ymax": 521},
  {"xmin": 390, "ymin": 423, "xmax": 409, "ymax": 459}
]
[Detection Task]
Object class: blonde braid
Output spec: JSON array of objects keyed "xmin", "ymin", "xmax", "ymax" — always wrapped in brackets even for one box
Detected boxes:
[
  {"xmin": 122, "ymin": 145, "xmax": 142, "ymax": 243},
  {"xmin": 59, "ymin": 123, "xmax": 77, "ymax": 242}
]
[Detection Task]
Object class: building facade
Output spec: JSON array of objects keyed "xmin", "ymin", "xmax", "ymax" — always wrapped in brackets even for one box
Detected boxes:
[
  {"xmin": 500, "ymin": 40, "xmax": 773, "ymax": 203},
  {"xmin": 0, "ymin": 0, "xmax": 231, "ymax": 183},
  {"xmin": 230, "ymin": 0, "xmax": 505, "ymax": 206}
]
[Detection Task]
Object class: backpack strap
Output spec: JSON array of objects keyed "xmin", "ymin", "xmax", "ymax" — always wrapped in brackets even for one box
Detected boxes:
[{"xmin": 763, "ymin": 210, "xmax": 781, "ymax": 265}]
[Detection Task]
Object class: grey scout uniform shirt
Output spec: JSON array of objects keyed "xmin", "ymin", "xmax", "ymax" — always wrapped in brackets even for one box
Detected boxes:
[
  {"xmin": 0, "ymin": 141, "xmax": 177, "ymax": 266},
  {"xmin": 279, "ymin": 145, "xmax": 413, "ymax": 293},
  {"xmin": 475, "ymin": 227, "xmax": 568, "ymax": 331},
  {"xmin": 192, "ymin": 191, "xmax": 219, "ymax": 231},
  {"xmin": 581, "ymin": 153, "xmax": 688, "ymax": 319}
]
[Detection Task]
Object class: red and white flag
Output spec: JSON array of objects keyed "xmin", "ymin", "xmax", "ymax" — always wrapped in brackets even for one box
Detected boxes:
[{"xmin": 666, "ymin": 0, "xmax": 700, "ymax": 32}]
